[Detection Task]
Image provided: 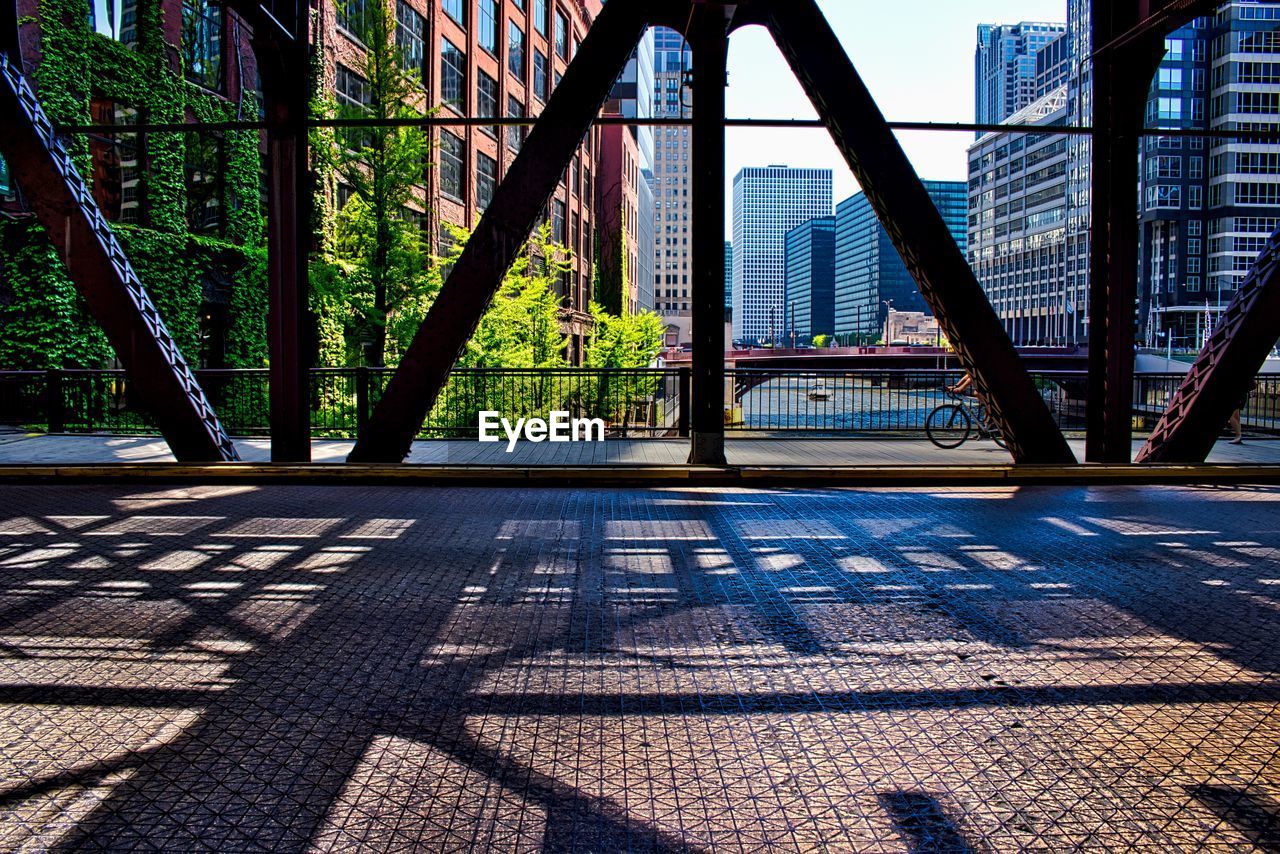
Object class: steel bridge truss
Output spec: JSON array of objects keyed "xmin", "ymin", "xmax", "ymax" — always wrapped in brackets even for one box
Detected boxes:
[{"xmin": 5, "ymin": 0, "xmax": 1275, "ymax": 468}]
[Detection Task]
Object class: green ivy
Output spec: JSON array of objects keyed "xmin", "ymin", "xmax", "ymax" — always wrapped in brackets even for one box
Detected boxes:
[{"xmin": 5, "ymin": 0, "xmax": 268, "ymax": 369}]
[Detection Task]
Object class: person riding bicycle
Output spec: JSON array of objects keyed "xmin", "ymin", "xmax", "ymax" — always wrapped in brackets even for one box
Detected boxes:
[{"xmin": 946, "ymin": 373, "xmax": 996, "ymax": 434}]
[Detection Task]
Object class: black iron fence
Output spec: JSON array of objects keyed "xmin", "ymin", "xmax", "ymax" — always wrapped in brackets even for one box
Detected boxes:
[
  {"xmin": 0, "ymin": 367, "xmax": 687, "ymax": 439},
  {"xmin": 1, "ymin": 367, "xmax": 1278, "ymax": 439}
]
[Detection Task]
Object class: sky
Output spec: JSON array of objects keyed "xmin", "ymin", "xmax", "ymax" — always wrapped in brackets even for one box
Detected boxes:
[{"xmin": 722, "ymin": 0, "xmax": 1068, "ymax": 238}]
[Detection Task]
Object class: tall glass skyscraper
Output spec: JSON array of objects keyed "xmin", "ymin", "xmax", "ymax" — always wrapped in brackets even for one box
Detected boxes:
[
  {"xmin": 731, "ymin": 166, "xmax": 833, "ymax": 345},
  {"xmin": 784, "ymin": 217, "xmax": 836, "ymax": 345},
  {"xmin": 834, "ymin": 182, "xmax": 968, "ymax": 339},
  {"xmin": 975, "ymin": 21, "xmax": 1067, "ymax": 128}
]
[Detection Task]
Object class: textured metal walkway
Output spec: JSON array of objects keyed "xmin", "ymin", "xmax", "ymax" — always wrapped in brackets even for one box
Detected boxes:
[{"xmin": 1, "ymin": 483, "xmax": 1278, "ymax": 849}]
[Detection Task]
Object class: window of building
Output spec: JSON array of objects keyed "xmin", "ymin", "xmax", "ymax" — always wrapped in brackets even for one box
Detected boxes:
[
  {"xmin": 477, "ymin": 71, "xmax": 498, "ymax": 138},
  {"xmin": 442, "ymin": 0, "xmax": 464, "ymax": 26},
  {"xmin": 533, "ymin": 0, "xmax": 548, "ymax": 35},
  {"xmin": 182, "ymin": 0, "xmax": 223, "ymax": 90},
  {"xmin": 439, "ymin": 130, "xmax": 465, "ymax": 201},
  {"xmin": 478, "ymin": 0, "xmax": 499, "ymax": 54},
  {"xmin": 90, "ymin": 0, "xmax": 138, "ymax": 44},
  {"xmin": 533, "ymin": 50, "xmax": 549, "ymax": 101},
  {"xmin": 184, "ymin": 131, "xmax": 224, "ymax": 234},
  {"xmin": 552, "ymin": 197, "xmax": 566, "ymax": 243},
  {"xmin": 477, "ymin": 152, "xmax": 497, "ymax": 211},
  {"xmin": 509, "ymin": 21, "xmax": 526, "ymax": 80},
  {"xmin": 1158, "ymin": 67, "xmax": 1182, "ymax": 89},
  {"xmin": 1189, "ymin": 185, "xmax": 1202, "ymax": 209},
  {"xmin": 336, "ymin": 0, "xmax": 370, "ymax": 42},
  {"xmin": 335, "ymin": 64, "xmax": 373, "ymax": 150},
  {"xmin": 441, "ymin": 38, "xmax": 466, "ymax": 112},
  {"xmin": 507, "ymin": 96, "xmax": 525, "ymax": 152},
  {"xmin": 555, "ymin": 9, "xmax": 569, "ymax": 59},
  {"xmin": 396, "ymin": 1, "xmax": 425, "ymax": 85}
]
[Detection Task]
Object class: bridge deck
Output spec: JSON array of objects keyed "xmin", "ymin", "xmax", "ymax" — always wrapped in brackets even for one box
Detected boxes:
[{"xmin": 2, "ymin": 432, "xmax": 1277, "ymax": 467}]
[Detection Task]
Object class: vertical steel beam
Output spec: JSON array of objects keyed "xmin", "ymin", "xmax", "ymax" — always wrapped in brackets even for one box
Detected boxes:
[
  {"xmin": 1137, "ymin": 229, "xmax": 1280, "ymax": 463},
  {"xmin": 760, "ymin": 0, "xmax": 1075, "ymax": 464},
  {"xmin": 245, "ymin": 4, "xmax": 312, "ymax": 463},
  {"xmin": 348, "ymin": 1, "xmax": 648, "ymax": 463},
  {"xmin": 687, "ymin": 4, "xmax": 728, "ymax": 466},
  {"xmin": 0, "ymin": 52, "xmax": 238, "ymax": 462},
  {"xmin": 1084, "ymin": 3, "xmax": 1164, "ymax": 464}
]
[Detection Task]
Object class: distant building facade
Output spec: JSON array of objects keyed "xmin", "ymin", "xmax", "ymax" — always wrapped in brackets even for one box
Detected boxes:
[
  {"xmin": 975, "ymin": 21, "xmax": 1067, "ymax": 127},
  {"xmin": 784, "ymin": 217, "xmax": 835, "ymax": 346},
  {"xmin": 725, "ymin": 241, "xmax": 733, "ymax": 312},
  {"xmin": 966, "ymin": 87, "xmax": 1076, "ymax": 345},
  {"xmin": 652, "ymin": 26, "xmax": 693, "ymax": 345},
  {"xmin": 834, "ymin": 182, "xmax": 967, "ymax": 340},
  {"xmin": 732, "ymin": 166, "xmax": 833, "ymax": 345}
]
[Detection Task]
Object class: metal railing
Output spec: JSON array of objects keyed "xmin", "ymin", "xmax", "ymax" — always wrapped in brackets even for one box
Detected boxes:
[
  {"xmin": 2, "ymin": 367, "xmax": 1278, "ymax": 439},
  {"xmin": 0, "ymin": 367, "xmax": 688, "ymax": 439},
  {"xmin": 724, "ymin": 369, "xmax": 1280, "ymax": 436}
]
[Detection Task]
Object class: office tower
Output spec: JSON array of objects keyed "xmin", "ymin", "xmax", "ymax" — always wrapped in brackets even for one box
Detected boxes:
[
  {"xmin": 732, "ymin": 166, "xmax": 833, "ymax": 345},
  {"xmin": 784, "ymin": 217, "xmax": 836, "ymax": 345},
  {"xmin": 1035, "ymin": 31, "xmax": 1069, "ymax": 98},
  {"xmin": 975, "ymin": 21, "xmax": 1068, "ymax": 128},
  {"xmin": 1138, "ymin": 6, "xmax": 1280, "ymax": 350},
  {"xmin": 652, "ymin": 26, "xmax": 694, "ymax": 346},
  {"xmin": 1062, "ymin": 0, "xmax": 1280, "ymax": 350},
  {"xmin": 601, "ymin": 24, "xmax": 655, "ymax": 313},
  {"xmin": 834, "ymin": 182, "xmax": 967, "ymax": 340},
  {"xmin": 967, "ymin": 88, "xmax": 1074, "ymax": 345}
]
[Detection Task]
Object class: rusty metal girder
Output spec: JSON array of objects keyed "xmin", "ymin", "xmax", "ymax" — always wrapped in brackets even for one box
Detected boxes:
[
  {"xmin": 348, "ymin": 0, "xmax": 649, "ymax": 462},
  {"xmin": 0, "ymin": 52, "xmax": 238, "ymax": 462},
  {"xmin": 759, "ymin": 1, "xmax": 1074, "ymax": 464},
  {"xmin": 1137, "ymin": 229, "xmax": 1280, "ymax": 464},
  {"xmin": 221, "ymin": 0, "xmax": 312, "ymax": 463}
]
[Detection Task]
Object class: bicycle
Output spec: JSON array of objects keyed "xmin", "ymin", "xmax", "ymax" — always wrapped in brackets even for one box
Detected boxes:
[{"xmin": 925, "ymin": 388, "xmax": 1008, "ymax": 450}]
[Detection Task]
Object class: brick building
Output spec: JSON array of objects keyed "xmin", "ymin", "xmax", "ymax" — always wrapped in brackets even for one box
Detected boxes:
[{"xmin": 320, "ymin": 0, "xmax": 605, "ymax": 360}]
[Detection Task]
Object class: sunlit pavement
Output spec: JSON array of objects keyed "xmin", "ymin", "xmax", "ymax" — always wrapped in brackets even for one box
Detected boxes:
[
  {"xmin": 2, "ymin": 432, "xmax": 1279, "ymax": 465},
  {"xmin": 1, "ymin": 483, "xmax": 1278, "ymax": 850}
]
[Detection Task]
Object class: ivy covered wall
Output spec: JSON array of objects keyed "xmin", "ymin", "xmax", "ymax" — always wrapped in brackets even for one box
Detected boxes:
[{"xmin": 0, "ymin": 0, "xmax": 268, "ymax": 369}]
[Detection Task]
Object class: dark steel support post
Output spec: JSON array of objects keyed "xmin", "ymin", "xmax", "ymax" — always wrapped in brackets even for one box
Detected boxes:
[
  {"xmin": 688, "ymin": 4, "xmax": 729, "ymax": 466},
  {"xmin": 1085, "ymin": 5, "xmax": 1163, "ymax": 464},
  {"xmin": 1137, "ymin": 229, "xmax": 1280, "ymax": 463},
  {"xmin": 258, "ymin": 32, "xmax": 312, "ymax": 462},
  {"xmin": 348, "ymin": 1, "xmax": 647, "ymax": 462},
  {"xmin": 677, "ymin": 367, "xmax": 691, "ymax": 438},
  {"xmin": 761, "ymin": 0, "xmax": 1074, "ymax": 464}
]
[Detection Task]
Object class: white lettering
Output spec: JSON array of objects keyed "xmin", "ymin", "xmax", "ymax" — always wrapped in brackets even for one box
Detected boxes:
[
  {"xmin": 478, "ymin": 411, "xmax": 502, "ymax": 443},
  {"xmin": 549, "ymin": 411, "xmax": 570, "ymax": 442},
  {"xmin": 573, "ymin": 417, "xmax": 605, "ymax": 442},
  {"xmin": 502, "ymin": 418, "xmax": 524, "ymax": 453},
  {"xmin": 484, "ymin": 412, "xmax": 606, "ymax": 451}
]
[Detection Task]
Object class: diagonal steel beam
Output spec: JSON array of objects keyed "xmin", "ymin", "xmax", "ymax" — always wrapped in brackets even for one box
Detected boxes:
[
  {"xmin": 0, "ymin": 52, "xmax": 238, "ymax": 462},
  {"xmin": 1137, "ymin": 229, "xmax": 1280, "ymax": 464},
  {"xmin": 759, "ymin": 0, "xmax": 1075, "ymax": 464},
  {"xmin": 348, "ymin": 0, "xmax": 649, "ymax": 462}
]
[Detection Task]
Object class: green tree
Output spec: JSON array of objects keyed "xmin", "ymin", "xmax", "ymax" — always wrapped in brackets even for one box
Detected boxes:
[
  {"xmin": 582, "ymin": 300, "xmax": 666, "ymax": 425},
  {"xmin": 313, "ymin": 0, "xmax": 433, "ymax": 367},
  {"xmin": 812, "ymin": 333, "xmax": 829, "ymax": 348}
]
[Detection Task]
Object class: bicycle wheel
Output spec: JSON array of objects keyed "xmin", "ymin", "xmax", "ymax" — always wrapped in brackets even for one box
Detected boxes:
[
  {"xmin": 991, "ymin": 431, "xmax": 1008, "ymax": 450},
  {"xmin": 926, "ymin": 404, "xmax": 971, "ymax": 449}
]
